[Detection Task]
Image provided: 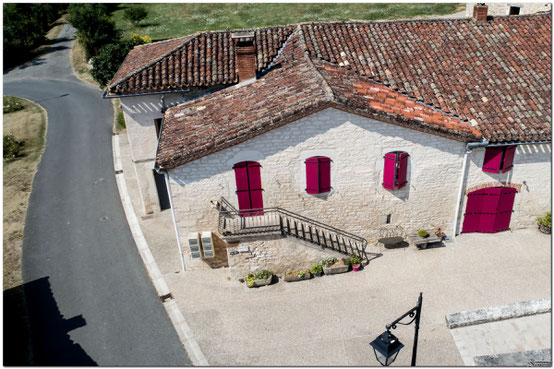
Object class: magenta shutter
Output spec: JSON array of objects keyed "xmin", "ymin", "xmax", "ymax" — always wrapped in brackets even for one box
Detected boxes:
[
  {"xmin": 233, "ymin": 161, "xmax": 263, "ymax": 216},
  {"xmin": 462, "ymin": 191, "xmax": 484, "ymax": 233},
  {"xmin": 383, "ymin": 153, "xmax": 396, "ymax": 190},
  {"xmin": 482, "ymin": 147, "xmax": 503, "ymax": 173},
  {"xmin": 501, "ymin": 146, "xmax": 516, "ymax": 173},
  {"xmin": 247, "ymin": 162, "xmax": 264, "ymax": 215},
  {"xmin": 479, "ymin": 187, "xmax": 502, "ymax": 232},
  {"xmin": 318, "ymin": 157, "xmax": 331, "ymax": 193},
  {"xmin": 305, "ymin": 157, "xmax": 319, "ymax": 194},
  {"xmin": 396, "ymin": 152, "xmax": 409, "ymax": 189},
  {"xmin": 494, "ymin": 188, "xmax": 516, "ymax": 232}
]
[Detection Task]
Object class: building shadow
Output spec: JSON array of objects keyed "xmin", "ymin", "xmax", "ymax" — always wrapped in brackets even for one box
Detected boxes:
[{"xmin": 3, "ymin": 277, "xmax": 97, "ymax": 366}]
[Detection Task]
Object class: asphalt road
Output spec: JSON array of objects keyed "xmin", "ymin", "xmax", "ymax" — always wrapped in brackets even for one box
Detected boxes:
[{"xmin": 3, "ymin": 25, "xmax": 191, "ymax": 366}]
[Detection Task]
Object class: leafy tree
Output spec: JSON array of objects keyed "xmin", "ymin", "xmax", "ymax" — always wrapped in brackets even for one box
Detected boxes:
[
  {"xmin": 67, "ymin": 4, "xmax": 119, "ymax": 59},
  {"xmin": 124, "ymin": 5, "xmax": 148, "ymax": 26},
  {"xmin": 91, "ymin": 36, "xmax": 150, "ymax": 86}
]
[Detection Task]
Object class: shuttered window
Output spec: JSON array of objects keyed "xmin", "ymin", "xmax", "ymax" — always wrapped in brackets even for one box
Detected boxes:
[
  {"xmin": 305, "ymin": 156, "xmax": 331, "ymax": 194},
  {"xmin": 482, "ymin": 146, "xmax": 516, "ymax": 173},
  {"xmin": 383, "ymin": 151, "xmax": 409, "ymax": 190},
  {"xmin": 233, "ymin": 161, "xmax": 263, "ymax": 216}
]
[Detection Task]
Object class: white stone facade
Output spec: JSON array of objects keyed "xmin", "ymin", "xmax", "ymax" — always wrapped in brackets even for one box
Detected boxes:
[
  {"xmin": 165, "ymin": 107, "xmax": 549, "ymax": 271},
  {"xmin": 465, "ymin": 2, "xmax": 551, "ymax": 16},
  {"xmin": 120, "ymin": 88, "xmax": 220, "ymax": 214}
]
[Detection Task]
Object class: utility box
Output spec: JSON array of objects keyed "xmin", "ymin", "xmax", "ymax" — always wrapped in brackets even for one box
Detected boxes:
[
  {"xmin": 187, "ymin": 232, "xmax": 202, "ymax": 259},
  {"xmin": 201, "ymin": 231, "xmax": 215, "ymax": 258}
]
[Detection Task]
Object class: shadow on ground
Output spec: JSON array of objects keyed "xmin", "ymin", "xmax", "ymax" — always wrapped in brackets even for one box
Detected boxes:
[
  {"xmin": 3, "ymin": 277, "xmax": 97, "ymax": 365},
  {"xmin": 3, "ymin": 38, "xmax": 71, "ymax": 74}
]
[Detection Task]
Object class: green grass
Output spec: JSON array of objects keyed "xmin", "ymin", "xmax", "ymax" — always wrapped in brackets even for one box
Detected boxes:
[{"xmin": 111, "ymin": 3, "xmax": 461, "ymax": 41}]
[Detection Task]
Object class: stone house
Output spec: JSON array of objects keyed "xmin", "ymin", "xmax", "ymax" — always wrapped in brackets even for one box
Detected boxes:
[{"xmin": 105, "ymin": 6, "xmax": 551, "ymax": 273}]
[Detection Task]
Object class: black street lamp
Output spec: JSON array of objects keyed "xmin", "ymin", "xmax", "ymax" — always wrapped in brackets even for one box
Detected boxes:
[{"xmin": 369, "ymin": 293, "xmax": 423, "ymax": 366}]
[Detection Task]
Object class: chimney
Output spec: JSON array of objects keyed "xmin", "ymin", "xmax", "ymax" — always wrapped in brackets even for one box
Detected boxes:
[
  {"xmin": 473, "ymin": 3, "xmax": 488, "ymax": 22},
  {"xmin": 231, "ymin": 31, "xmax": 256, "ymax": 82}
]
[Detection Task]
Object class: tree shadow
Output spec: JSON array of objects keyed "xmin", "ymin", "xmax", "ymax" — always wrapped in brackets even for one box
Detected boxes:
[
  {"xmin": 3, "ymin": 35, "xmax": 71, "ymax": 73},
  {"xmin": 3, "ymin": 277, "xmax": 97, "ymax": 366}
]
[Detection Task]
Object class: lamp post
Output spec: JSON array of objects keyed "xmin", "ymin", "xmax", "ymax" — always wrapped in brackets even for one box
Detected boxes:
[{"xmin": 369, "ymin": 293, "xmax": 423, "ymax": 366}]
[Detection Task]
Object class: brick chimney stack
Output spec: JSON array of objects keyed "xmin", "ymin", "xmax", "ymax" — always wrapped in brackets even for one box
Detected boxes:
[
  {"xmin": 473, "ymin": 3, "xmax": 488, "ymax": 22},
  {"xmin": 231, "ymin": 32, "xmax": 256, "ymax": 82}
]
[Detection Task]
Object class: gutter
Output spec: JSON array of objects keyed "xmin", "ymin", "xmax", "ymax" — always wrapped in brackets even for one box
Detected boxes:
[
  {"xmin": 452, "ymin": 139, "xmax": 550, "ymax": 236},
  {"xmin": 102, "ymin": 88, "xmax": 191, "ymax": 99}
]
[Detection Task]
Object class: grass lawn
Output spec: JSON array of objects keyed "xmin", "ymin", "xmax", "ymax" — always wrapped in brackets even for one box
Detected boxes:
[
  {"xmin": 111, "ymin": 3, "xmax": 461, "ymax": 41},
  {"xmin": 3, "ymin": 97, "xmax": 47, "ymax": 290}
]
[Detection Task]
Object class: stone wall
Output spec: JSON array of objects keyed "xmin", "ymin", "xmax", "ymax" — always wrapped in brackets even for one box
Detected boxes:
[
  {"xmin": 465, "ymin": 3, "xmax": 551, "ymax": 16},
  {"xmin": 167, "ymin": 108, "xmax": 550, "ymax": 271}
]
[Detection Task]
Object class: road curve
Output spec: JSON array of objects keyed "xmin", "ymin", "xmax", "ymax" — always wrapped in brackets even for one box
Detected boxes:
[{"xmin": 3, "ymin": 25, "xmax": 190, "ymax": 366}]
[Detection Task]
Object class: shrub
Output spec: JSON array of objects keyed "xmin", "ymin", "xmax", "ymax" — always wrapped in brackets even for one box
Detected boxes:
[
  {"xmin": 131, "ymin": 33, "xmax": 152, "ymax": 45},
  {"xmin": 3, "ymin": 96, "xmax": 24, "ymax": 114},
  {"xmin": 310, "ymin": 263, "xmax": 323, "ymax": 274},
  {"xmin": 538, "ymin": 212, "xmax": 551, "ymax": 228},
  {"xmin": 124, "ymin": 6, "xmax": 148, "ymax": 26},
  {"xmin": 3, "ymin": 134, "xmax": 25, "ymax": 160}
]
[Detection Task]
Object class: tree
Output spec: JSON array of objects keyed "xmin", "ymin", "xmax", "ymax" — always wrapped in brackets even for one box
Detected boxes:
[
  {"xmin": 67, "ymin": 4, "xmax": 119, "ymax": 59},
  {"xmin": 124, "ymin": 5, "xmax": 148, "ymax": 26},
  {"xmin": 91, "ymin": 36, "xmax": 150, "ymax": 87}
]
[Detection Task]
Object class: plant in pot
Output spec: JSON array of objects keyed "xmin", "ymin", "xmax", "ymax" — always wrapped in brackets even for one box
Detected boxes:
[
  {"xmin": 321, "ymin": 256, "xmax": 349, "ymax": 275},
  {"xmin": 246, "ymin": 269, "xmax": 273, "ymax": 288},
  {"xmin": 310, "ymin": 263, "xmax": 323, "ymax": 277},
  {"xmin": 417, "ymin": 230, "xmax": 429, "ymax": 238},
  {"xmin": 537, "ymin": 212, "xmax": 551, "ymax": 234},
  {"xmin": 350, "ymin": 254, "xmax": 362, "ymax": 272},
  {"xmin": 284, "ymin": 268, "xmax": 312, "ymax": 282}
]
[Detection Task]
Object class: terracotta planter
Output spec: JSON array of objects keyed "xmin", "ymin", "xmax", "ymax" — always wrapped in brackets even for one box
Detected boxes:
[
  {"xmin": 352, "ymin": 264, "xmax": 361, "ymax": 272},
  {"xmin": 539, "ymin": 224, "xmax": 551, "ymax": 234}
]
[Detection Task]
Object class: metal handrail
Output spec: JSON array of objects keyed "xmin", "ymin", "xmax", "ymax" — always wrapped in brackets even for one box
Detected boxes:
[{"xmin": 218, "ymin": 197, "xmax": 368, "ymax": 256}]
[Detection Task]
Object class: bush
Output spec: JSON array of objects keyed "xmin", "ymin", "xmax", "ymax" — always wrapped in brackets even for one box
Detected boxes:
[
  {"xmin": 68, "ymin": 4, "xmax": 119, "ymax": 59},
  {"xmin": 3, "ymin": 96, "xmax": 24, "ymax": 114},
  {"xmin": 4, "ymin": 134, "xmax": 25, "ymax": 160},
  {"xmin": 124, "ymin": 6, "xmax": 148, "ymax": 26},
  {"xmin": 310, "ymin": 263, "xmax": 323, "ymax": 274},
  {"xmin": 538, "ymin": 212, "xmax": 551, "ymax": 228}
]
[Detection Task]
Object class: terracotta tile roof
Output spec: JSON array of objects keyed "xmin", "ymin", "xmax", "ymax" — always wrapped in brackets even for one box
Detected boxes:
[
  {"xmin": 156, "ymin": 28, "xmax": 481, "ymax": 170},
  {"xmin": 107, "ymin": 26, "xmax": 295, "ymax": 95},
  {"xmin": 301, "ymin": 14, "xmax": 551, "ymax": 143}
]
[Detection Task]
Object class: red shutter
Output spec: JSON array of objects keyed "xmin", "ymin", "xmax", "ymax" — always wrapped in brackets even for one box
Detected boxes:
[
  {"xmin": 494, "ymin": 188, "xmax": 516, "ymax": 232},
  {"xmin": 247, "ymin": 162, "xmax": 263, "ymax": 215},
  {"xmin": 318, "ymin": 157, "xmax": 331, "ymax": 193},
  {"xmin": 462, "ymin": 191, "xmax": 484, "ymax": 233},
  {"xmin": 479, "ymin": 187, "xmax": 502, "ymax": 232},
  {"xmin": 305, "ymin": 157, "xmax": 319, "ymax": 194},
  {"xmin": 501, "ymin": 146, "xmax": 516, "ymax": 173},
  {"xmin": 396, "ymin": 152, "xmax": 409, "ymax": 189},
  {"xmin": 383, "ymin": 153, "xmax": 396, "ymax": 190},
  {"xmin": 233, "ymin": 163, "xmax": 251, "ymax": 212},
  {"xmin": 483, "ymin": 147, "xmax": 503, "ymax": 173}
]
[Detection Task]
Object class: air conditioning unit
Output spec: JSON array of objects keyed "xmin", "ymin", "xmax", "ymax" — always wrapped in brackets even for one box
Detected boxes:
[
  {"xmin": 201, "ymin": 231, "xmax": 215, "ymax": 258},
  {"xmin": 187, "ymin": 232, "xmax": 202, "ymax": 259}
]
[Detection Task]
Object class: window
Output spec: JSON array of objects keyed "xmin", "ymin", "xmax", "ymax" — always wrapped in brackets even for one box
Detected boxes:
[
  {"xmin": 233, "ymin": 161, "xmax": 263, "ymax": 216},
  {"xmin": 305, "ymin": 156, "xmax": 331, "ymax": 194},
  {"xmin": 383, "ymin": 151, "xmax": 409, "ymax": 190},
  {"xmin": 482, "ymin": 146, "xmax": 516, "ymax": 173},
  {"xmin": 509, "ymin": 6, "xmax": 520, "ymax": 15}
]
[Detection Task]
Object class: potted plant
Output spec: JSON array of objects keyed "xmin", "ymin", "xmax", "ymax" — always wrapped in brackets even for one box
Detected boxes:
[
  {"xmin": 350, "ymin": 254, "xmax": 362, "ymax": 272},
  {"xmin": 417, "ymin": 230, "xmax": 429, "ymax": 238},
  {"xmin": 537, "ymin": 212, "xmax": 551, "ymax": 234},
  {"xmin": 284, "ymin": 269, "xmax": 311, "ymax": 282},
  {"xmin": 321, "ymin": 257, "xmax": 349, "ymax": 275},
  {"xmin": 246, "ymin": 270, "xmax": 273, "ymax": 288},
  {"xmin": 310, "ymin": 263, "xmax": 323, "ymax": 277}
]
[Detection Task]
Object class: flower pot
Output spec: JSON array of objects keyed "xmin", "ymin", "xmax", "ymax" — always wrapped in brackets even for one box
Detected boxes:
[
  {"xmin": 247, "ymin": 276, "xmax": 272, "ymax": 288},
  {"xmin": 284, "ymin": 272, "xmax": 312, "ymax": 282},
  {"xmin": 322, "ymin": 264, "xmax": 349, "ymax": 275},
  {"xmin": 539, "ymin": 224, "xmax": 551, "ymax": 234},
  {"xmin": 352, "ymin": 264, "xmax": 361, "ymax": 272}
]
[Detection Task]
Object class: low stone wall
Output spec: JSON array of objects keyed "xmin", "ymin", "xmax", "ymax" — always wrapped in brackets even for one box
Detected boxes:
[{"xmin": 226, "ymin": 234, "xmax": 344, "ymax": 279}]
